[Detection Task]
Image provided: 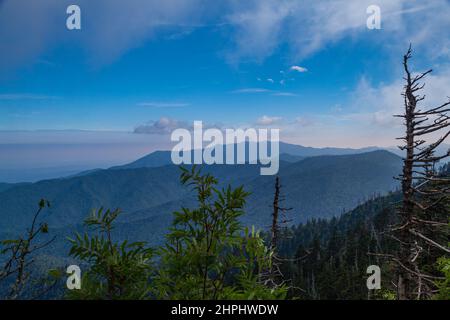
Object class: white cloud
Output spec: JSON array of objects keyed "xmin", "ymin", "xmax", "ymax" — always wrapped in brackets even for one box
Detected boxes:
[
  {"xmin": 307, "ymin": 65, "xmax": 450, "ymax": 147},
  {"xmin": 1, "ymin": 1, "xmax": 450, "ymax": 70},
  {"xmin": 290, "ymin": 66, "xmax": 308, "ymax": 73},
  {"xmin": 267, "ymin": 78, "xmax": 274, "ymax": 83},
  {"xmin": 275, "ymin": 64, "xmax": 450, "ymax": 148},
  {"xmin": 272, "ymin": 92, "xmax": 297, "ymax": 97},
  {"xmin": 134, "ymin": 117, "xmax": 224, "ymax": 134},
  {"xmin": 226, "ymin": 0, "xmax": 450, "ymax": 63},
  {"xmin": 349, "ymin": 67, "xmax": 450, "ymax": 128},
  {"xmin": 226, "ymin": 0, "xmax": 293, "ymax": 63},
  {"xmin": 0, "ymin": 0, "xmax": 215, "ymax": 70},
  {"xmin": 134, "ymin": 117, "xmax": 188, "ymax": 134},
  {"xmin": 231, "ymin": 88, "xmax": 271, "ymax": 94},
  {"xmin": 231, "ymin": 88, "xmax": 296, "ymax": 97},
  {"xmin": 256, "ymin": 115, "xmax": 282, "ymax": 125}
]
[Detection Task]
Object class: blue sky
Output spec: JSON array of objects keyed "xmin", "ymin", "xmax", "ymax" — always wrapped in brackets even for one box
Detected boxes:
[{"xmin": 1, "ymin": 0, "xmax": 450, "ymax": 180}]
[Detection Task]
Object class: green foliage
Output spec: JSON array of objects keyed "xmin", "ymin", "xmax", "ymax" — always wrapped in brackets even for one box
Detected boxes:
[
  {"xmin": 153, "ymin": 166, "xmax": 287, "ymax": 300},
  {"xmin": 379, "ymin": 289, "xmax": 396, "ymax": 300},
  {"xmin": 67, "ymin": 208, "xmax": 154, "ymax": 300},
  {"xmin": 277, "ymin": 194, "xmax": 400, "ymax": 300},
  {"xmin": 434, "ymin": 257, "xmax": 450, "ymax": 300},
  {"xmin": 434, "ymin": 222, "xmax": 450, "ymax": 300},
  {"xmin": 64, "ymin": 168, "xmax": 287, "ymax": 300},
  {"xmin": 48, "ymin": 268, "xmax": 63, "ymax": 279}
]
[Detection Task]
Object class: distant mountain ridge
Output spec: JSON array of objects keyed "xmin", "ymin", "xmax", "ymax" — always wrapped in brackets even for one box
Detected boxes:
[
  {"xmin": 0, "ymin": 141, "xmax": 384, "ymax": 182},
  {"xmin": 111, "ymin": 142, "xmax": 381, "ymax": 170},
  {"xmin": 0, "ymin": 149, "xmax": 402, "ymax": 255}
]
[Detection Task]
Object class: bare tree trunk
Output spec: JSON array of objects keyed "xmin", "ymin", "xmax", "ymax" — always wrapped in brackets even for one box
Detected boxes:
[
  {"xmin": 263, "ymin": 176, "xmax": 293, "ymax": 290},
  {"xmin": 270, "ymin": 176, "xmax": 281, "ymax": 251},
  {"xmin": 397, "ymin": 49, "xmax": 416, "ymax": 299},
  {"xmin": 394, "ymin": 45, "xmax": 450, "ymax": 300}
]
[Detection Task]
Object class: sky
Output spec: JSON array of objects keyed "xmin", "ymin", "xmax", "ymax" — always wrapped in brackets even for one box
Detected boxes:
[{"xmin": 1, "ymin": 0, "xmax": 450, "ymax": 181}]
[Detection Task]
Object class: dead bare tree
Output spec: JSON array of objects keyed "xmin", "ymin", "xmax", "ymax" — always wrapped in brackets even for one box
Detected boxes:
[
  {"xmin": 393, "ymin": 45, "xmax": 450, "ymax": 300},
  {"xmin": 0, "ymin": 199, "xmax": 55, "ymax": 299},
  {"xmin": 270, "ymin": 176, "xmax": 281, "ymax": 251},
  {"xmin": 262, "ymin": 176, "xmax": 293, "ymax": 289}
]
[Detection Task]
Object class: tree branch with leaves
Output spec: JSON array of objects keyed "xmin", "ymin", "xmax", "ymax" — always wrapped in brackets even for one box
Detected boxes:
[{"xmin": 0, "ymin": 199, "xmax": 55, "ymax": 300}]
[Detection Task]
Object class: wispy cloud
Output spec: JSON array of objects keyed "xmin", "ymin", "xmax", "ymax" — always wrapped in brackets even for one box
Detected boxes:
[
  {"xmin": 231, "ymin": 88, "xmax": 272, "ymax": 94},
  {"xmin": 386, "ymin": 4, "xmax": 440, "ymax": 17},
  {"xmin": 290, "ymin": 66, "xmax": 308, "ymax": 73},
  {"xmin": 226, "ymin": 0, "xmax": 450, "ymax": 63},
  {"xmin": 231, "ymin": 88, "xmax": 297, "ymax": 97},
  {"xmin": 272, "ymin": 92, "xmax": 297, "ymax": 97},
  {"xmin": 0, "ymin": 0, "xmax": 215, "ymax": 70},
  {"xmin": 347, "ymin": 68, "xmax": 450, "ymax": 128},
  {"xmin": 256, "ymin": 115, "xmax": 282, "ymax": 125},
  {"xmin": 137, "ymin": 101, "xmax": 190, "ymax": 108},
  {"xmin": 2, "ymin": 1, "xmax": 449, "ymax": 70}
]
